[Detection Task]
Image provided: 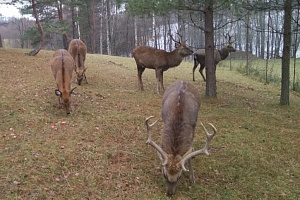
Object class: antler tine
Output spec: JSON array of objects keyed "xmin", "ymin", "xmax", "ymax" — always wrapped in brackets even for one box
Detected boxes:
[
  {"xmin": 145, "ymin": 116, "xmax": 168, "ymax": 166},
  {"xmin": 179, "ymin": 123, "xmax": 217, "ymax": 172},
  {"xmin": 168, "ymin": 32, "xmax": 179, "ymax": 44}
]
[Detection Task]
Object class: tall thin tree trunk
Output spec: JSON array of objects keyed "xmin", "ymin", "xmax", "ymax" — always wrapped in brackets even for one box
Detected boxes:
[
  {"xmin": 205, "ymin": 0, "xmax": 217, "ymax": 97},
  {"xmin": 134, "ymin": 17, "xmax": 138, "ymax": 47},
  {"xmin": 0, "ymin": 33, "xmax": 2, "ymax": 48},
  {"xmin": 99, "ymin": 0, "xmax": 104, "ymax": 54},
  {"xmin": 265, "ymin": 8, "xmax": 270, "ymax": 84},
  {"xmin": 26, "ymin": 0, "xmax": 44, "ymax": 56},
  {"xmin": 57, "ymin": 0, "xmax": 68, "ymax": 49},
  {"xmin": 280, "ymin": 0, "xmax": 292, "ymax": 105},
  {"xmin": 293, "ymin": 5, "xmax": 300, "ymax": 91},
  {"xmin": 152, "ymin": 12, "xmax": 157, "ymax": 48},
  {"xmin": 246, "ymin": 13, "xmax": 249, "ymax": 75},
  {"xmin": 106, "ymin": 0, "xmax": 111, "ymax": 55}
]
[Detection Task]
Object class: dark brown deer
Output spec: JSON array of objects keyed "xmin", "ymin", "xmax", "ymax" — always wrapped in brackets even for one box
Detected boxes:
[
  {"xmin": 193, "ymin": 33, "xmax": 236, "ymax": 81},
  {"xmin": 145, "ymin": 80, "xmax": 217, "ymax": 196},
  {"xmin": 132, "ymin": 35, "xmax": 193, "ymax": 94},
  {"xmin": 68, "ymin": 39, "xmax": 87, "ymax": 85},
  {"xmin": 51, "ymin": 49, "xmax": 76, "ymax": 114}
]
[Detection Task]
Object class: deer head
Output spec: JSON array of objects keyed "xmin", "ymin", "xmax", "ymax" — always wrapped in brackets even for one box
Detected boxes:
[{"xmin": 145, "ymin": 116, "xmax": 216, "ymax": 196}]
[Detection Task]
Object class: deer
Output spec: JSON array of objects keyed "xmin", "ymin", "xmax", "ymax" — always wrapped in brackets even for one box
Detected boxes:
[
  {"xmin": 51, "ymin": 49, "xmax": 76, "ymax": 114},
  {"xmin": 145, "ymin": 80, "xmax": 217, "ymax": 196},
  {"xmin": 132, "ymin": 34, "xmax": 193, "ymax": 94},
  {"xmin": 193, "ymin": 33, "xmax": 236, "ymax": 81},
  {"xmin": 68, "ymin": 39, "xmax": 87, "ymax": 85}
]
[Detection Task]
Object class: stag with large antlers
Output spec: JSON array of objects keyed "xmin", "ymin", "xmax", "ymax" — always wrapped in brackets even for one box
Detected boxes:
[
  {"xmin": 145, "ymin": 80, "xmax": 217, "ymax": 196},
  {"xmin": 132, "ymin": 34, "xmax": 193, "ymax": 94},
  {"xmin": 193, "ymin": 33, "xmax": 236, "ymax": 81}
]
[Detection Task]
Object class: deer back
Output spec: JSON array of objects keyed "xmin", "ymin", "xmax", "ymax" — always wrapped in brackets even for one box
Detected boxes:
[
  {"xmin": 132, "ymin": 44, "xmax": 193, "ymax": 69},
  {"xmin": 68, "ymin": 39, "xmax": 87, "ymax": 82},
  {"xmin": 161, "ymin": 80, "xmax": 201, "ymax": 156},
  {"xmin": 51, "ymin": 49, "xmax": 75, "ymax": 113},
  {"xmin": 194, "ymin": 47, "xmax": 234, "ymax": 65}
]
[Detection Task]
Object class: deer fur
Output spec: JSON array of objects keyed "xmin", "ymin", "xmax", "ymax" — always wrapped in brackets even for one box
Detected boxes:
[
  {"xmin": 68, "ymin": 39, "xmax": 87, "ymax": 85},
  {"xmin": 193, "ymin": 44, "xmax": 236, "ymax": 81},
  {"xmin": 145, "ymin": 80, "xmax": 216, "ymax": 196},
  {"xmin": 132, "ymin": 43, "xmax": 193, "ymax": 94},
  {"xmin": 51, "ymin": 49, "xmax": 76, "ymax": 114}
]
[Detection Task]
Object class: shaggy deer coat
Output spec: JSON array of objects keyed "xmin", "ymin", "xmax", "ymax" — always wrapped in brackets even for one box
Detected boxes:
[
  {"xmin": 51, "ymin": 49, "xmax": 76, "ymax": 114},
  {"xmin": 68, "ymin": 39, "xmax": 87, "ymax": 85},
  {"xmin": 193, "ymin": 44, "xmax": 236, "ymax": 81},
  {"xmin": 132, "ymin": 43, "xmax": 193, "ymax": 94},
  {"xmin": 145, "ymin": 80, "xmax": 216, "ymax": 196}
]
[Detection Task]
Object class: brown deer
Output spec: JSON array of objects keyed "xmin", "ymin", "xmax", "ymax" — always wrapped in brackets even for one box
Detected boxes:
[
  {"xmin": 145, "ymin": 80, "xmax": 217, "ymax": 196},
  {"xmin": 132, "ymin": 36, "xmax": 193, "ymax": 94},
  {"xmin": 51, "ymin": 49, "xmax": 76, "ymax": 114},
  {"xmin": 193, "ymin": 33, "xmax": 236, "ymax": 81},
  {"xmin": 68, "ymin": 39, "xmax": 87, "ymax": 85}
]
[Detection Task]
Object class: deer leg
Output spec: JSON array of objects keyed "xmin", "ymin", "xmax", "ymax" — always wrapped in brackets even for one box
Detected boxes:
[
  {"xmin": 84, "ymin": 73, "xmax": 88, "ymax": 84},
  {"xmin": 187, "ymin": 159, "xmax": 195, "ymax": 184},
  {"xmin": 193, "ymin": 61, "xmax": 199, "ymax": 82},
  {"xmin": 155, "ymin": 69, "xmax": 164, "ymax": 94},
  {"xmin": 199, "ymin": 64, "xmax": 206, "ymax": 82},
  {"xmin": 137, "ymin": 66, "xmax": 145, "ymax": 91},
  {"xmin": 57, "ymin": 97, "xmax": 62, "ymax": 109}
]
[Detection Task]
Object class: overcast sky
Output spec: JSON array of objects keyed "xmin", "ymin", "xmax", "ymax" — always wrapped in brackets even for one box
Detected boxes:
[{"xmin": 0, "ymin": 2, "xmax": 23, "ymax": 18}]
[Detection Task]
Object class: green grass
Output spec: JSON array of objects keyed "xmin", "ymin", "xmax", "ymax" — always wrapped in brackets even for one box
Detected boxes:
[
  {"xmin": 219, "ymin": 58, "xmax": 300, "ymax": 92},
  {"xmin": 0, "ymin": 48, "xmax": 300, "ymax": 199}
]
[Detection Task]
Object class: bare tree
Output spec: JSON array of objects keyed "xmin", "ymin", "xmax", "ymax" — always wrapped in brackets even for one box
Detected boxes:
[{"xmin": 26, "ymin": 0, "xmax": 44, "ymax": 56}]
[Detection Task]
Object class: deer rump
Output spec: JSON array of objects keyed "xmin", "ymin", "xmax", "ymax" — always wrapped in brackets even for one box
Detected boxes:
[{"xmin": 68, "ymin": 39, "xmax": 87, "ymax": 85}]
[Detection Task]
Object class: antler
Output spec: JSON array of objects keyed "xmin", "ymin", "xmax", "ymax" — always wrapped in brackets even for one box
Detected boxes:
[
  {"xmin": 145, "ymin": 116, "xmax": 169, "ymax": 166},
  {"xmin": 224, "ymin": 32, "xmax": 235, "ymax": 44},
  {"xmin": 168, "ymin": 25, "xmax": 184, "ymax": 44},
  {"xmin": 179, "ymin": 123, "xmax": 217, "ymax": 171}
]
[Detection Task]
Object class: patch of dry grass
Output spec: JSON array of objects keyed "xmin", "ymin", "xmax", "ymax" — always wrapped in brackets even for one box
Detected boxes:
[{"xmin": 0, "ymin": 48, "xmax": 299, "ymax": 199}]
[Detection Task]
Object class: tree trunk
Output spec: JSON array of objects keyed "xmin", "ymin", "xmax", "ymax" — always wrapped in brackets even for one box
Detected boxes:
[
  {"xmin": 57, "ymin": 0, "xmax": 69, "ymax": 50},
  {"xmin": 280, "ymin": 0, "xmax": 292, "ymax": 105},
  {"xmin": 99, "ymin": 0, "xmax": 104, "ymax": 54},
  {"xmin": 26, "ymin": 0, "xmax": 44, "ymax": 56},
  {"xmin": 205, "ymin": 1, "xmax": 217, "ymax": 97},
  {"xmin": 106, "ymin": 0, "xmax": 111, "ymax": 55},
  {"xmin": 0, "ymin": 33, "xmax": 3, "ymax": 48}
]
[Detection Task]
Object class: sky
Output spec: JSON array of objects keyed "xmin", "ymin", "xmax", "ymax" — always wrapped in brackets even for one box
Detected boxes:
[{"xmin": 0, "ymin": 2, "xmax": 24, "ymax": 18}]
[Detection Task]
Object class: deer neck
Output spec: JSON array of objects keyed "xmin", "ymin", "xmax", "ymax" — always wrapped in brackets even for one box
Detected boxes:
[
  {"xmin": 167, "ymin": 49, "xmax": 184, "ymax": 68},
  {"xmin": 219, "ymin": 48, "xmax": 230, "ymax": 60}
]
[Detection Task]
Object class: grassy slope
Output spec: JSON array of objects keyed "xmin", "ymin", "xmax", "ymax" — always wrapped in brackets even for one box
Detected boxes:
[{"xmin": 0, "ymin": 48, "xmax": 299, "ymax": 200}]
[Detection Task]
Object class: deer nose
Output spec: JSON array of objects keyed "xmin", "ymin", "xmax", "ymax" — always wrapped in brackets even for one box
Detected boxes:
[{"xmin": 166, "ymin": 191, "xmax": 174, "ymax": 197}]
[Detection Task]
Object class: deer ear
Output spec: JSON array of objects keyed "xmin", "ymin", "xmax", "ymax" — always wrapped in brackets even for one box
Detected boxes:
[{"xmin": 55, "ymin": 89, "xmax": 62, "ymax": 96}]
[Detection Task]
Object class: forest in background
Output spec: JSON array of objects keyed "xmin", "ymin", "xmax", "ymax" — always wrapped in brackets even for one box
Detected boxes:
[
  {"xmin": 0, "ymin": 0, "xmax": 299, "ymax": 104},
  {"xmin": 0, "ymin": 0, "xmax": 300, "ymax": 59}
]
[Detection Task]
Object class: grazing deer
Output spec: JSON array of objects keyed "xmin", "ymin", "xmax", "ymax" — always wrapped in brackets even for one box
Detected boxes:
[
  {"xmin": 193, "ymin": 33, "xmax": 236, "ymax": 81},
  {"xmin": 132, "ymin": 35, "xmax": 193, "ymax": 94},
  {"xmin": 68, "ymin": 39, "xmax": 87, "ymax": 85},
  {"xmin": 145, "ymin": 80, "xmax": 217, "ymax": 196},
  {"xmin": 51, "ymin": 49, "xmax": 76, "ymax": 114}
]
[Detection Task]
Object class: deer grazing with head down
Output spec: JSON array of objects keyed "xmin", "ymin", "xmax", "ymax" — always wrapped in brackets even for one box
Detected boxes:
[
  {"xmin": 51, "ymin": 49, "xmax": 76, "ymax": 114},
  {"xmin": 193, "ymin": 33, "xmax": 236, "ymax": 81},
  {"xmin": 132, "ymin": 34, "xmax": 193, "ymax": 94},
  {"xmin": 68, "ymin": 39, "xmax": 88, "ymax": 85},
  {"xmin": 145, "ymin": 80, "xmax": 217, "ymax": 196}
]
